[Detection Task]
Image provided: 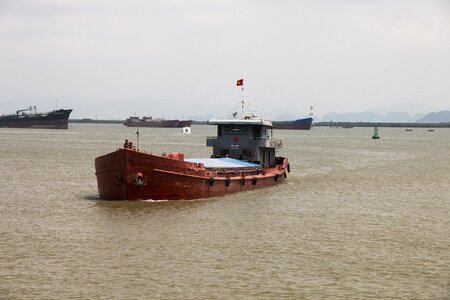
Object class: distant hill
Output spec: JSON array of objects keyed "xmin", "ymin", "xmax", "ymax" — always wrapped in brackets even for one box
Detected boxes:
[
  {"xmin": 384, "ymin": 111, "xmax": 415, "ymax": 122},
  {"xmin": 319, "ymin": 111, "xmax": 433, "ymax": 123},
  {"xmin": 320, "ymin": 111, "xmax": 384, "ymax": 122},
  {"xmin": 370, "ymin": 103, "xmax": 438, "ymax": 116},
  {"xmin": 416, "ymin": 111, "xmax": 450, "ymax": 123}
]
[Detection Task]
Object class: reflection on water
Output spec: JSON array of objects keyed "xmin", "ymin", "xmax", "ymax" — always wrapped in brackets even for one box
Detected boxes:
[{"xmin": 1, "ymin": 124, "xmax": 449, "ymax": 299}]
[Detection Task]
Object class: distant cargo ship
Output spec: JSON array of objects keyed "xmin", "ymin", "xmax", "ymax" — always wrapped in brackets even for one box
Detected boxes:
[
  {"xmin": 0, "ymin": 106, "xmax": 73, "ymax": 129},
  {"xmin": 176, "ymin": 120, "xmax": 194, "ymax": 128},
  {"xmin": 123, "ymin": 116, "xmax": 192, "ymax": 128},
  {"xmin": 272, "ymin": 117, "xmax": 313, "ymax": 130}
]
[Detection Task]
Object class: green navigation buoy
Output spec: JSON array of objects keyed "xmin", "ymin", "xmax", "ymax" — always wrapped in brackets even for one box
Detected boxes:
[{"xmin": 372, "ymin": 126, "xmax": 380, "ymax": 139}]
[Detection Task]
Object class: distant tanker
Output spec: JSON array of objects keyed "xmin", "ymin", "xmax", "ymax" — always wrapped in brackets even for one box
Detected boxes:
[{"xmin": 0, "ymin": 106, "xmax": 72, "ymax": 129}]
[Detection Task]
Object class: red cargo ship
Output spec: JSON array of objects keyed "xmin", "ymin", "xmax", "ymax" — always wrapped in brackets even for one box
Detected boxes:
[
  {"xmin": 123, "ymin": 116, "xmax": 192, "ymax": 128},
  {"xmin": 95, "ymin": 114, "xmax": 289, "ymax": 200}
]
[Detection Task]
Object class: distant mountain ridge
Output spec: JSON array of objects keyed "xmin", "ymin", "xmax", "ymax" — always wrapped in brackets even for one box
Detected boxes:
[
  {"xmin": 186, "ymin": 110, "xmax": 450, "ymax": 123},
  {"xmin": 318, "ymin": 110, "xmax": 450, "ymax": 123},
  {"xmin": 416, "ymin": 111, "xmax": 450, "ymax": 123}
]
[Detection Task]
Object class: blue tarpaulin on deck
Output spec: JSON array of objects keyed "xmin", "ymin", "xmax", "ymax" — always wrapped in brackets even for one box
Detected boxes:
[{"xmin": 185, "ymin": 157, "xmax": 261, "ymax": 168}]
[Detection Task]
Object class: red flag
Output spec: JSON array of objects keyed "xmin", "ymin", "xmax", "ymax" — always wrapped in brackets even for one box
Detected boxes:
[{"xmin": 236, "ymin": 79, "xmax": 243, "ymax": 86}]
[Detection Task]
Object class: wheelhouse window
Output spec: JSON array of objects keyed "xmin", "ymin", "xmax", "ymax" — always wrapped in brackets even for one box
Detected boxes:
[{"xmin": 254, "ymin": 126, "xmax": 262, "ymax": 137}]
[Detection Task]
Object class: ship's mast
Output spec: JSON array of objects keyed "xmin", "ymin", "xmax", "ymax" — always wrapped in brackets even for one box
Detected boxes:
[
  {"xmin": 136, "ymin": 123, "xmax": 140, "ymax": 150},
  {"xmin": 241, "ymin": 86, "xmax": 245, "ymax": 119},
  {"xmin": 235, "ymin": 78, "xmax": 245, "ymax": 119}
]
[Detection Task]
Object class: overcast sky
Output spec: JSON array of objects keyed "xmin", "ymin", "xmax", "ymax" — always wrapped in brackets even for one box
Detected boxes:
[{"xmin": 1, "ymin": 0, "xmax": 449, "ymax": 119}]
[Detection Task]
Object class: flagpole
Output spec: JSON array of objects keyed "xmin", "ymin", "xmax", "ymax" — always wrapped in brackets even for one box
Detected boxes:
[
  {"xmin": 241, "ymin": 85, "xmax": 244, "ymax": 119},
  {"xmin": 236, "ymin": 79, "xmax": 244, "ymax": 118}
]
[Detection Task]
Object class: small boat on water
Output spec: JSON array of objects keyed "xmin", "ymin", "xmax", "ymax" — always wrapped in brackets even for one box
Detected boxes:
[
  {"xmin": 0, "ymin": 106, "xmax": 72, "ymax": 129},
  {"xmin": 95, "ymin": 101, "xmax": 289, "ymax": 200},
  {"xmin": 372, "ymin": 126, "xmax": 380, "ymax": 139},
  {"xmin": 123, "ymin": 116, "xmax": 192, "ymax": 128}
]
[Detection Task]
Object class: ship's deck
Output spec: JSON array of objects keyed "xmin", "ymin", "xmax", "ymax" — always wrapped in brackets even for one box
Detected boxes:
[{"xmin": 185, "ymin": 157, "xmax": 261, "ymax": 169}]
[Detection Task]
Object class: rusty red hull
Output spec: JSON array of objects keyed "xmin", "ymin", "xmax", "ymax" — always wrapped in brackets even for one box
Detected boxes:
[{"xmin": 95, "ymin": 149, "xmax": 288, "ymax": 200}]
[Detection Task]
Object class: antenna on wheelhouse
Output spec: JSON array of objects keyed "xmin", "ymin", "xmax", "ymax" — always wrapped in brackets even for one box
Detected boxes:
[
  {"xmin": 136, "ymin": 122, "xmax": 140, "ymax": 150},
  {"xmin": 241, "ymin": 92, "xmax": 244, "ymax": 119}
]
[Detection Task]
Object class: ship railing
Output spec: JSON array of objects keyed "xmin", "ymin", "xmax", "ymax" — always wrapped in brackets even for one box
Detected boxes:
[
  {"xmin": 213, "ymin": 167, "xmax": 265, "ymax": 178},
  {"xmin": 268, "ymin": 139, "xmax": 283, "ymax": 149}
]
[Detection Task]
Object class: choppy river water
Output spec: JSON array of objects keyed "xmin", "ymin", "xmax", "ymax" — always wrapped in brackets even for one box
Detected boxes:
[{"xmin": 1, "ymin": 124, "xmax": 449, "ymax": 299}]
